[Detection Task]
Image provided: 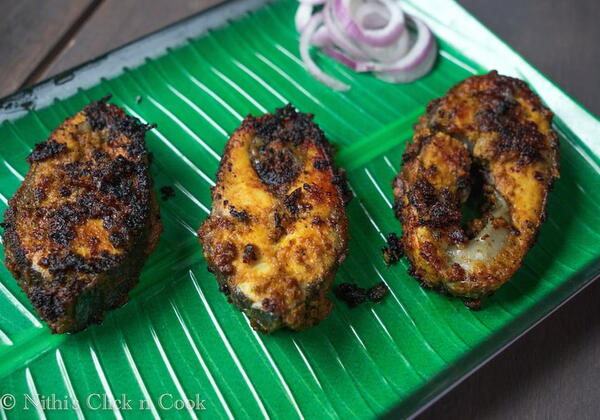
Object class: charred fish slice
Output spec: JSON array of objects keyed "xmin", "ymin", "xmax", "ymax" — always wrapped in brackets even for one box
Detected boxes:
[
  {"xmin": 394, "ymin": 71, "xmax": 559, "ymax": 307},
  {"xmin": 199, "ymin": 104, "xmax": 350, "ymax": 332},
  {"xmin": 3, "ymin": 97, "xmax": 162, "ymax": 333}
]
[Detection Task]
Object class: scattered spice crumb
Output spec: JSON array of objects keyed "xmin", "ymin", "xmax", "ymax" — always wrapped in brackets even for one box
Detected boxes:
[
  {"xmin": 335, "ymin": 282, "xmax": 390, "ymax": 307},
  {"xmin": 462, "ymin": 298, "xmax": 482, "ymax": 310},
  {"xmin": 367, "ymin": 282, "xmax": 389, "ymax": 302},
  {"xmin": 382, "ymin": 232, "xmax": 403, "ymax": 266},
  {"xmin": 160, "ymin": 186, "xmax": 175, "ymax": 201},
  {"xmin": 334, "ymin": 283, "xmax": 366, "ymax": 308}
]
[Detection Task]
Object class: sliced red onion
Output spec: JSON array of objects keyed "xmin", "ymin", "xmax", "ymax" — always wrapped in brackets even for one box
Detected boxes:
[
  {"xmin": 296, "ymin": 4, "xmax": 313, "ymax": 33},
  {"xmin": 374, "ymin": 33, "xmax": 437, "ymax": 83},
  {"xmin": 356, "ymin": 26, "xmax": 410, "ymax": 62},
  {"xmin": 297, "ymin": 3, "xmax": 332, "ymax": 47},
  {"xmin": 356, "ymin": 16, "xmax": 435, "ymax": 73},
  {"xmin": 300, "ymin": 13, "xmax": 351, "ymax": 91},
  {"xmin": 312, "ymin": 25, "xmax": 331, "ymax": 47},
  {"xmin": 333, "ymin": 0, "xmax": 405, "ymax": 47},
  {"xmin": 296, "ymin": 0, "xmax": 437, "ymax": 90},
  {"xmin": 295, "ymin": 3, "xmax": 314, "ymax": 32},
  {"xmin": 324, "ymin": 3, "xmax": 369, "ymax": 60},
  {"xmin": 355, "ymin": 2, "xmax": 389, "ymax": 29},
  {"xmin": 324, "ymin": 46, "xmax": 360, "ymax": 70},
  {"xmin": 323, "ymin": 16, "xmax": 432, "ymax": 75}
]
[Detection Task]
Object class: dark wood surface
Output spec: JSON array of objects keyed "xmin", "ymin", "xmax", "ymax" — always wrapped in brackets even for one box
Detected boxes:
[
  {"xmin": 0, "ymin": 0, "xmax": 97, "ymax": 96},
  {"xmin": 0, "ymin": 0, "xmax": 598, "ymax": 418},
  {"xmin": 40, "ymin": 0, "xmax": 223, "ymax": 80}
]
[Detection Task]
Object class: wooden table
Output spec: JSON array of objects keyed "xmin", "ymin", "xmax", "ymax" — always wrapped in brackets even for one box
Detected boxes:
[{"xmin": 1, "ymin": 0, "xmax": 599, "ymax": 418}]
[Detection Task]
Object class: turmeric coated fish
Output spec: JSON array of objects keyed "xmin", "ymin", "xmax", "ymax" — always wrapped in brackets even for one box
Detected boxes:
[
  {"xmin": 199, "ymin": 104, "xmax": 350, "ymax": 333},
  {"xmin": 2, "ymin": 97, "xmax": 161, "ymax": 333},
  {"xmin": 393, "ymin": 71, "xmax": 559, "ymax": 307}
]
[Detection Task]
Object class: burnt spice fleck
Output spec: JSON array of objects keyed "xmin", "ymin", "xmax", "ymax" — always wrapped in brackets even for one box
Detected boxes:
[
  {"xmin": 334, "ymin": 282, "xmax": 390, "ymax": 307},
  {"xmin": 382, "ymin": 232, "xmax": 403, "ymax": 266},
  {"xmin": 334, "ymin": 283, "xmax": 367, "ymax": 308},
  {"xmin": 160, "ymin": 186, "xmax": 176, "ymax": 201},
  {"xmin": 242, "ymin": 244, "xmax": 258, "ymax": 263},
  {"xmin": 229, "ymin": 206, "xmax": 249, "ymax": 222},
  {"xmin": 26, "ymin": 140, "xmax": 66, "ymax": 163},
  {"xmin": 367, "ymin": 282, "xmax": 389, "ymax": 302}
]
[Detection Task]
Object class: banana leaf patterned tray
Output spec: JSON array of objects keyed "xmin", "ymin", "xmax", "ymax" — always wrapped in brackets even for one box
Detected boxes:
[{"xmin": 0, "ymin": 0, "xmax": 598, "ymax": 418}]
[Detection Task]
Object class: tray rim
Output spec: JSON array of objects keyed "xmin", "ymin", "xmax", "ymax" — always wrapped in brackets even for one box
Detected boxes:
[
  {"xmin": 0, "ymin": 0, "xmax": 275, "ymax": 122},
  {"xmin": 0, "ymin": 0, "xmax": 598, "ymax": 418}
]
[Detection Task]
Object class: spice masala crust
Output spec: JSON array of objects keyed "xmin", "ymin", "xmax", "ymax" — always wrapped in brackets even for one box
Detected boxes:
[
  {"xmin": 2, "ymin": 97, "xmax": 161, "ymax": 333},
  {"xmin": 394, "ymin": 71, "xmax": 559, "ymax": 306},
  {"xmin": 198, "ymin": 104, "xmax": 350, "ymax": 333}
]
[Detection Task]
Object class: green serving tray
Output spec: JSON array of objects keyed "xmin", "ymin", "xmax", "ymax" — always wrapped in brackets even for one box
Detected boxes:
[{"xmin": 0, "ymin": 0, "xmax": 598, "ymax": 418}]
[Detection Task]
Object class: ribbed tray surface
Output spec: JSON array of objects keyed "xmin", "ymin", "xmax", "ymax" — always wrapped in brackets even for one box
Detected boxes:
[{"xmin": 0, "ymin": 0, "xmax": 599, "ymax": 418}]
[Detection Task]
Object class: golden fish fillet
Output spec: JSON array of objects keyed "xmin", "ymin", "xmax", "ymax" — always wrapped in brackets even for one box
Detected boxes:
[
  {"xmin": 393, "ymin": 71, "xmax": 559, "ymax": 307},
  {"xmin": 199, "ymin": 105, "xmax": 350, "ymax": 332},
  {"xmin": 2, "ymin": 97, "xmax": 161, "ymax": 333}
]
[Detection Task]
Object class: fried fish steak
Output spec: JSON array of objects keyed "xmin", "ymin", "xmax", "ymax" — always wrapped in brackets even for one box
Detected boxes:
[
  {"xmin": 2, "ymin": 98, "xmax": 162, "ymax": 333},
  {"xmin": 393, "ymin": 71, "xmax": 559, "ymax": 306},
  {"xmin": 199, "ymin": 104, "xmax": 350, "ymax": 333}
]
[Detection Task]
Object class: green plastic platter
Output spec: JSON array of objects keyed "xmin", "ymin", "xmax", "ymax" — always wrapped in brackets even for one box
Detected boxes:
[{"xmin": 0, "ymin": 0, "xmax": 598, "ymax": 418}]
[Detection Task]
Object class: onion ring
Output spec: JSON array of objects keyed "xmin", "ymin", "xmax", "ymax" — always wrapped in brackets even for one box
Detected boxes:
[
  {"xmin": 354, "ymin": 15, "xmax": 434, "ymax": 73},
  {"xmin": 296, "ymin": 0, "xmax": 438, "ymax": 90},
  {"xmin": 295, "ymin": 3, "xmax": 315, "ymax": 32},
  {"xmin": 300, "ymin": 13, "xmax": 351, "ymax": 91},
  {"xmin": 333, "ymin": 0, "xmax": 405, "ymax": 47}
]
